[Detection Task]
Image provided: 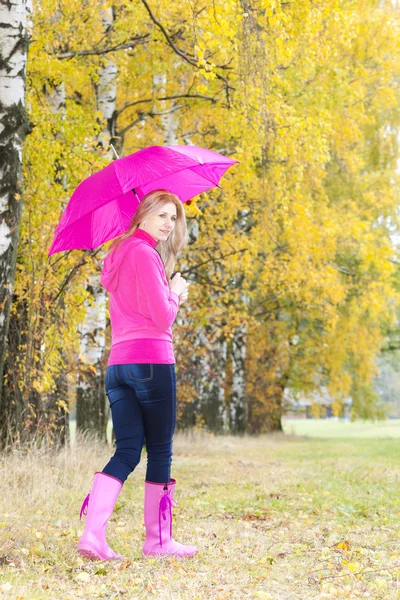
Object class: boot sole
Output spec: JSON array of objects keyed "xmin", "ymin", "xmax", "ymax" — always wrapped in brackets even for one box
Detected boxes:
[
  {"xmin": 78, "ymin": 548, "xmax": 103, "ymax": 561},
  {"xmin": 142, "ymin": 549, "xmax": 198, "ymax": 558},
  {"xmin": 78, "ymin": 542, "xmax": 123, "ymax": 561}
]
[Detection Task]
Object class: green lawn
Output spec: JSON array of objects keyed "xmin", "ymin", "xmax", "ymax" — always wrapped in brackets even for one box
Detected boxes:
[
  {"xmin": 0, "ymin": 428, "xmax": 399, "ymax": 599},
  {"xmin": 282, "ymin": 417, "xmax": 400, "ymax": 438}
]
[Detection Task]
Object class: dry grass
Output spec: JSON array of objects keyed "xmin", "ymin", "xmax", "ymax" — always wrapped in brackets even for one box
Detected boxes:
[{"xmin": 0, "ymin": 430, "xmax": 400, "ymax": 599}]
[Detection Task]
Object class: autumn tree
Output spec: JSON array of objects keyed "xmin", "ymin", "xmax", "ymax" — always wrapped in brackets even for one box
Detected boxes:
[
  {"xmin": 0, "ymin": 0, "xmax": 32, "ymax": 446},
  {"xmin": 2, "ymin": 0, "xmax": 400, "ymax": 447}
]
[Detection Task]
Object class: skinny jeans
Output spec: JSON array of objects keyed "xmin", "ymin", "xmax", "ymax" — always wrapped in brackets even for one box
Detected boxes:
[{"xmin": 102, "ymin": 363, "xmax": 176, "ymax": 485}]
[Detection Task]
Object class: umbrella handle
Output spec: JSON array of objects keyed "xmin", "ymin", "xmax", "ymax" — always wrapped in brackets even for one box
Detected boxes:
[
  {"xmin": 132, "ymin": 188, "xmax": 141, "ymax": 203},
  {"xmin": 110, "ymin": 144, "xmax": 119, "ymax": 159},
  {"xmin": 109, "ymin": 144, "xmax": 141, "ymax": 204}
]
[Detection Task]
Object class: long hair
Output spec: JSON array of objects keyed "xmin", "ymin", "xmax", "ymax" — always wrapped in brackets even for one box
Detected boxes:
[{"xmin": 105, "ymin": 189, "xmax": 189, "ymax": 280}]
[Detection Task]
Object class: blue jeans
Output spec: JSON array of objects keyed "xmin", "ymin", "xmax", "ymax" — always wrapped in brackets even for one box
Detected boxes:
[{"xmin": 102, "ymin": 363, "xmax": 176, "ymax": 484}]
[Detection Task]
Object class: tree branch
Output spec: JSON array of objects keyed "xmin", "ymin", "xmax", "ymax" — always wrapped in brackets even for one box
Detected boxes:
[
  {"xmin": 380, "ymin": 341, "xmax": 400, "ymax": 353},
  {"xmin": 55, "ymin": 36, "xmax": 150, "ymax": 59},
  {"xmin": 140, "ymin": 0, "xmax": 202, "ymax": 67},
  {"xmin": 116, "ymin": 93, "xmax": 218, "ymax": 117},
  {"xmin": 181, "ymin": 248, "xmax": 248, "ymax": 277},
  {"xmin": 118, "ymin": 104, "xmax": 187, "ymax": 137},
  {"xmin": 139, "ymin": 0, "xmax": 235, "ymax": 99},
  {"xmin": 49, "ymin": 249, "xmax": 102, "ymax": 306}
]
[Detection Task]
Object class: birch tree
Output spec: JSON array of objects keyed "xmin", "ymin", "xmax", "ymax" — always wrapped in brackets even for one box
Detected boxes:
[
  {"xmin": 0, "ymin": 0, "xmax": 31, "ymax": 445},
  {"xmin": 0, "ymin": 0, "xmax": 31, "ymax": 432},
  {"xmin": 76, "ymin": 6, "xmax": 117, "ymax": 440}
]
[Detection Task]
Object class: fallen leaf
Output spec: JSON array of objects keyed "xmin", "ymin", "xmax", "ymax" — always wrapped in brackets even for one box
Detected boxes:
[
  {"xmin": 336, "ymin": 540, "xmax": 350, "ymax": 551},
  {"xmin": 119, "ymin": 559, "xmax": 133, "ymax": 570}
]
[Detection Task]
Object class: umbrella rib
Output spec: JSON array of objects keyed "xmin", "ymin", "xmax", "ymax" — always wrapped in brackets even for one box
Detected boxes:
[
  {"xmin": 187, "ymin": 163, "xmax": 230, "ymax": 187},
  {"xmin": 117, "ymin": 196, "xmax": 124, "ymax": 230},
  {"xmin": 135, "ymin": 162, "xmax": 232, "ymax": 193}
]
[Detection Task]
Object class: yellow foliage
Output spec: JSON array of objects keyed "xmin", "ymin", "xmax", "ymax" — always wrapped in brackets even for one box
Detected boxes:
[{"xmin": 9, "ymin": 0, "xmax": 400, "ymax": 437}]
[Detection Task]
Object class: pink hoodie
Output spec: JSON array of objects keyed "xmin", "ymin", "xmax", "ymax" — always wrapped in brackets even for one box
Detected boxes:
[{"xmin": 101, "ymin": 227, "xmax": 180, "ymax": 365}]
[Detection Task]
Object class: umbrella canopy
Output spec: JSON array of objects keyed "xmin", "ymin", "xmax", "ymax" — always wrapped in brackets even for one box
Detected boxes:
[{"xmin": 48, "ymin": 145, "xmax": 237, "ymax": 256}]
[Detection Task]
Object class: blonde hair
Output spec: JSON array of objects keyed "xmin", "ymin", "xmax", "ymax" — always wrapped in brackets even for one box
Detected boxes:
[{"xmin": 105, "ymin": 189, "xmax": 189, "ymax": 280}]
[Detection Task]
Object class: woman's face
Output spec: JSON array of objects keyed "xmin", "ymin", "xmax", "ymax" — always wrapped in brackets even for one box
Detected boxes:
[{"xmin": 140, "ymin": 201, "xmax": 177, "ymax": 243}]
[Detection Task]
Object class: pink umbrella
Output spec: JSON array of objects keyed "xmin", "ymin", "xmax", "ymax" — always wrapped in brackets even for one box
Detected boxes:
[{"xmin": 48, "ymin": 145, "xmax": 237, "ymax": 256}]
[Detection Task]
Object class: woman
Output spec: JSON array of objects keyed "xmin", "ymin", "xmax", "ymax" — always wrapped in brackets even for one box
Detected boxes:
[{"xmin": 78, "ymin": 189, "xmax": 198, "ymax": 560}]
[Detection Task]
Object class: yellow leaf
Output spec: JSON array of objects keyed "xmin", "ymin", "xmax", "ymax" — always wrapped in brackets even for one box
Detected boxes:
[
  {"xmin": 336, "ymin": 540, "xmax": 350, "ymax": 551},
  {"xmin": 118, "ymin": 560, "xmax": 133, "ymax": 570}
]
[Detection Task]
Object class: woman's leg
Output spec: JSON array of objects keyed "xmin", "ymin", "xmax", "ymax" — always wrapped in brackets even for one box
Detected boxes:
[
  {"xmin": 137, "ymin": 364, "xmax": 198, "ymax": 557},
  {"xmin": 136, "ymin": 364, "xmax": 176, "ymax": 483},
  {"xmin": 78, "ymin": 472, "xmax": 124, "ymax": 561},
  {"xmin": 78, "ymin": 365, "xmax": 147, "ymax": 560},
  {"xmin": 102, "ymin": 364, "xmax": 145, "ymax": 482}
]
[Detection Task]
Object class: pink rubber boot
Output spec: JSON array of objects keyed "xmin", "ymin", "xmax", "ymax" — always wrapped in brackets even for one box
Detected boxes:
[
  {"xmin": 78, "ymin": 472, "xmax": 124, "ymax": 561},
  {"xmin": 142, "ymin": 478, "xmax": 198, "ymax": 557}
]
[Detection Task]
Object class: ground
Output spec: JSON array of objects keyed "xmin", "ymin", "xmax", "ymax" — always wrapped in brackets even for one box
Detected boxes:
[{"xmin": 0, "ymin": 420, "xmax": 399, "ymax": 599}]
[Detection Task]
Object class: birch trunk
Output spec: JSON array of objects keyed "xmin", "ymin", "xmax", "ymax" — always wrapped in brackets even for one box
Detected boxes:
[
  {"xmin": 229, "ymin": 323, "xmax": 248, "ymax": 433},
  {"xmin": 0, "ymin": 0, "xmax": 32, "ymax": 446},
  {"xmin": 8, "ymin": 79, "xmax": 68, "ymax": 447},
  {"xmin": 152, "ymin": 79, "xmax": 230, "ymax": 433},
  {"xmin": 76, "ymin": 277, "xmax": 108, "ymax": 440},
  {"xmin": 228, "ymin": 291, "xmax": 249, "ymax": 433},
  {"xmin": 179, "ymin": 218, "xmax": 229, "ymax": 433},
  {"xmin": 185, "ymin": 326, "xmax": 229, "ymax": 433},
  {"xmin": 76, "ymin": 7, "xmax": 115, "ymax": 440},
  {"xmin": 217, "ymin": 337, "xmax": 229, "ymax": 431},
  {"xmin": 153, "ymin": 74, "xmax": 179, "ymax": 145},
  {"xmin": 204, "ymin": 334, "xmax": 228, "ymax": 432},
  {"xmin": 46, "ymin": 349, "xmax": 69, "ymax": 446},
  {"xmin": 43, "ymin": 81, "xmax": 69, "ymax": 444},
  {"xmin": 95, "ymin": 9, "xmax": 118, "ymax": 152}
]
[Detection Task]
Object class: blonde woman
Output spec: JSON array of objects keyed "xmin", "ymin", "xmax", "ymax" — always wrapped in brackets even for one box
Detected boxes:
[{"xmin": 78, "ymin": 189, "xmax": 198, "ymax": 560}]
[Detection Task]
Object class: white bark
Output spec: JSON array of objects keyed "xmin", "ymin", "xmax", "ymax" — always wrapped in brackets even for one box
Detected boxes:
[
  {"xmin": 80, "ymin": 5, "xmax": 116, "ymax": 369},
  {"xmin": 0, "ymin": 0, "xmax": 31, "ymax": 245},
  {"xmin": 46, "ymin": 79, "xmax": 68, "ymax": 191},
  {"xmin": 196, "ymin": 328, "xmax": 210, "ymax": 402},
  {"xmin": 230, "ymin": 321, "xmax": 247, "ymax": 432},
  {"xmin": 95, "ymin": 7, "xmax": 117, "ymax": 150},
  {"xmin": 218, "ymin": 337, "xmax": 228, "ymax": 431},
  {"xmin": 0, "ymin": 0, "xmax": 31, "ymax": 111},
  {"xmin": 46, "ymin": 82, "xmax": 65, "ymax": 114},
  {"xmin": 78, "ymin": 278, "xmax": 107, "ymax": 368},
  {"xmin": 153, "ymin": 74, "xmax": 179, "ymax": 145},
  {"xmin": 190, "ymin": 326, "xmax": 229, "ymax": 432},
  {"xmin": 76, "ymin": 6, "xmax": 116, "ymax": 437},
  {"xmin": 0, "ymin": 0, "xmax": 32, "ymax": 406},
  {"xmin": 228, "ymin": 288, "xmax": 249, "ymax": 433}
]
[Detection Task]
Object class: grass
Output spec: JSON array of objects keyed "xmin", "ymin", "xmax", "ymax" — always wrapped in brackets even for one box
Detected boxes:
[
  {"xmin": 0, "ymin": 426, "xmax": 400, "ymax": 599},
  {"xmin": 282, "ymin": 418, "xmax": 400, "ymax": 439}
]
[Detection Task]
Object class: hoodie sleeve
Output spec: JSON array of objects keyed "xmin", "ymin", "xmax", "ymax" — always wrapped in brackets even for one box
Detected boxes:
[{"xmin": 134, "ymin": 247, "xmax": 180, "ymax": 330}]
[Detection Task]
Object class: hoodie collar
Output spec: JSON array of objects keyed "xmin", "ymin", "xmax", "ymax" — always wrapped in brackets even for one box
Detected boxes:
[{"xmin": 133, "ymin": 227, "xmax": 158, "ymax": 248}]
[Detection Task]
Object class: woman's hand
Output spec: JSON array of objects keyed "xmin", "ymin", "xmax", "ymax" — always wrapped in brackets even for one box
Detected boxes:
[
  {"xmin": 178, "ymin": 286, "xmax": 190, "ymax": 304},
  {"xmin": 169, "ymin": 272, "xmax": 189, "ymax": 296}
]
